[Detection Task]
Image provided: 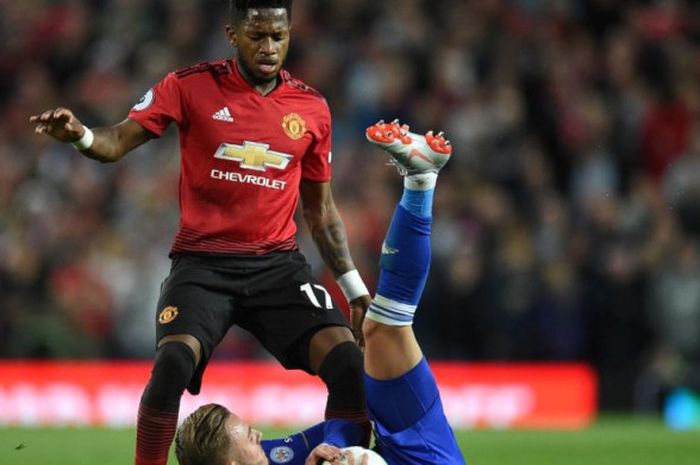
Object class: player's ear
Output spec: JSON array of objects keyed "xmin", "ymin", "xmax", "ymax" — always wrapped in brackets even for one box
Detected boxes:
[{"xmin": 225, "ymin": 24, "xmax": 238, "ymax": 48}]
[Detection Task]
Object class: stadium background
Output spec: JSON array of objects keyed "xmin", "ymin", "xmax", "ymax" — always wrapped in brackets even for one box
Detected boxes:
[{"xmin": 2, "ymin": 0, "xmax": 700, "ymax": 456}]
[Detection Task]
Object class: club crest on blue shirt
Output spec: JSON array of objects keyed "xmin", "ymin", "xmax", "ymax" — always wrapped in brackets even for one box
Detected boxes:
[{"xmin": 270, "ymin": 446, "xmax": 294, "ymax": 464}]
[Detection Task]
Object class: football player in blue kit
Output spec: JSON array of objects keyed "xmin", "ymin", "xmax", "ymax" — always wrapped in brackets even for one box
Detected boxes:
[{"xmin": 175, "ymin": 120, "xmax": 465, "ymax": 465}]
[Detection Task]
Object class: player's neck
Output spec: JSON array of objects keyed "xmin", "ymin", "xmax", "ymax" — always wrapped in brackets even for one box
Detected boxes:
[{"xmin": 236, "ymin": 59, "xmax": 280, "ymax": 96}]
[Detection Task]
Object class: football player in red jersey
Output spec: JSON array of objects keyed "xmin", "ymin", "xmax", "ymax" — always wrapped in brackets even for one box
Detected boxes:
[{"xmin": 29, "ymin": 1, "xmax": 371, "ymax": 465}]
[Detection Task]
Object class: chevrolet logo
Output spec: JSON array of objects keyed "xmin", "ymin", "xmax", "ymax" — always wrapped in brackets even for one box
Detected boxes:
[{"xmin": 214, "ymin": 141, "xmax": 293, "ymax": 171}]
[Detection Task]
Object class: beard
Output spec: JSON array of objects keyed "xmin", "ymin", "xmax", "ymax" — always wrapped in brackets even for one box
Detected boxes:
[{"xmin": 237, "ymin": 56, "xmax": 278, "ymax": 86}]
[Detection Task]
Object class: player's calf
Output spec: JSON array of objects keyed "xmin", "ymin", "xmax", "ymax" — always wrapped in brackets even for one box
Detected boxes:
[
  {"xmin": 318, "ymin": 340, "xmax": 372, "ymax": 447},
  {"xmin": 136, "ymin": 341, "xmax": 197, "ymax": 465}
]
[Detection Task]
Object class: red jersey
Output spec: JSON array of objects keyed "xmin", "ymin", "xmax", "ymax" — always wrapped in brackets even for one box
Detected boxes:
[{"xmin": 128, "ymin": 60, "xmax": 332, "ymax": 255}]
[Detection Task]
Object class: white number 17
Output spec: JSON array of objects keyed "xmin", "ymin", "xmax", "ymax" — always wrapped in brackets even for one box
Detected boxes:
[{"xmin": 300, "ymin": 283, "xmax": 333, "ymax": 309}]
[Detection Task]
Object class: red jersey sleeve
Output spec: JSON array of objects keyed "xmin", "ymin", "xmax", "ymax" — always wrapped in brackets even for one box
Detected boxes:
[
  {"xmin": 128, "ymin": 73, "xmax": 184, "ymax": 137},
  {"xmin": 301, "ymin": 103, "xmax": 332, "ymax": 182}
]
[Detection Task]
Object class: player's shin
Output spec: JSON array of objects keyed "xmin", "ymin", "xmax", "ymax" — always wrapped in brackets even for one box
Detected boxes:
[
  {"xmin": 366, "ymin": 201, "xmax": 433, "ymax": 327},
  {"xmin": 136, "ymin": 342, "xmax": 196, "ymax": 465},
  {"xmin": 318, "ymin": 341, "xmax": 372, "ymax": 447}
]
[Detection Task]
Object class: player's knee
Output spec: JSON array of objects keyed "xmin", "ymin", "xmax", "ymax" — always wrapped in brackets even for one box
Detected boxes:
[
  {"xmin": 141, "ymin": 341, "xmax": 197, "ymax": 410},
  {"xmin": 318, "ymin": 341, "xmax": 365, "ymax": 398},
  {"xmin": 307, "ymin": 325, "xmax": 355, "ymax": 373},
  {"xmin": 158, "ymin": 333, "xmax": 202, "ymax": 366},
  {"xmin": 321, "ymin": 341, "xmax": 363, "ymax": 376}
]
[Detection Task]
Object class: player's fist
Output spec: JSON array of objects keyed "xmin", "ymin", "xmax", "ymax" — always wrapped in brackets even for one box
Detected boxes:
[
  {"xmin": 349, "ymin": 294, "xmax": 372, "ymax": 348},
  {"xmin": 305, "ymin": 443, "xmax": 342, "ymax": 465},
  {"xmin": 29, "ymin": 107, "xmax": 86, "ymax": 143}
]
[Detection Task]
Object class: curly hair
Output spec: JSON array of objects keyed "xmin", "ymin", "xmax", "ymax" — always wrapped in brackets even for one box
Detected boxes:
[{"xmin": 229, "ymin": 0, "xmax": 293, "ymax": 23}]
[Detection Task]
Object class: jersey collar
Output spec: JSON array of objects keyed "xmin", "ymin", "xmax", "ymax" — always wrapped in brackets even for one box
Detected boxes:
[{"xmin": 230, "ymin": 59, "xmax": 287, "ymax": 97}]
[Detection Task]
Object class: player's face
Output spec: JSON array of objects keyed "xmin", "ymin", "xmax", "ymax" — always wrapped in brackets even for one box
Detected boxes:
[
  {"xmin": 225, "ymin": 413, "xmax": 268, "ymax": 465},
  {"xmin": 227, "ymin": 8, "xmax": 291, "ymax": 84}
]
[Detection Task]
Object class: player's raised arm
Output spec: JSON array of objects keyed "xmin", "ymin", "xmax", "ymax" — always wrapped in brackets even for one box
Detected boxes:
[{"xmin": 29, "ymin": 108, "xmax": 153, "ymax": 163}]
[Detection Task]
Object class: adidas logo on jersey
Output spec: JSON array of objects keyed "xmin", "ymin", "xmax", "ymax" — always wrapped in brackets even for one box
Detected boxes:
[{"xmin": 212, "ymin": 107, "xmax": 234, "ymax": 122}]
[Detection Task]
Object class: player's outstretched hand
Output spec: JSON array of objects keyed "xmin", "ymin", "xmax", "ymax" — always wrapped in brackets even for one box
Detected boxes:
[
  {"xmin": 306, "ymin": 442, "xmax": 342, "ymax": 465},
  {"xmin": 349, "ymin": 294, "xmax": 371, "ymax": 348},
  {"xmin": 29, "ymin": 107, "xmax": 86, "ymax": 143}
]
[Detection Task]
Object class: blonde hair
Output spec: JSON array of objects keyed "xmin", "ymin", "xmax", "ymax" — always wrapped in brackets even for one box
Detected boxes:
[{"xmin": 175, "ymin": 403, "xmax": 231, "ymax": 465}]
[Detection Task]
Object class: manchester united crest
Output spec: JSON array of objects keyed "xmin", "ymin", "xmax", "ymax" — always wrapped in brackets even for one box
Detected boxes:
[
  {"xmin": 282, "ymin": 113, "xmax": 306, "ymax": 140},
  {"xmin": 158, "ymin": 306, "xmax": 179, "ymax": 324}
]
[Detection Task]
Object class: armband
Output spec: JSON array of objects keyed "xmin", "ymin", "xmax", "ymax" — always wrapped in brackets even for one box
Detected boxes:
[
  {"xmin": 71, "ymin": 127, "xmax": 94, "ymax": 151},
  {"xmin": 336, "ymin": 270, "xmax": 369, "ymax": 301}
]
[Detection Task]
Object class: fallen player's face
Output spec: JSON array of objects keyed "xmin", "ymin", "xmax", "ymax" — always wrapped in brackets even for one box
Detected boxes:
[
  {"xmin": 234, "ymin": 8, "xmax": 290, "ymax": 83},
  {"xmin": 226, "ymin": 414, "xmax": 268, "ymax": 465}
]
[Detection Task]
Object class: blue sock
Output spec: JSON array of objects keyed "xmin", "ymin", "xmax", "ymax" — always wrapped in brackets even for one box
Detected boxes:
[
  {"xmin": 399, "ymin": 188, "xmax": 435, "ymax": 218},
  {"xmin": 366, "ymin": 204, "xmax": 432, "ymax": 326}
]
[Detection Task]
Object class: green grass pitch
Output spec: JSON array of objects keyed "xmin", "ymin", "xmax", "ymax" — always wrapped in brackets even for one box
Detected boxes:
[{"xmin": 1, "ymin": 417, "xmax": 698, "ymax": 465}]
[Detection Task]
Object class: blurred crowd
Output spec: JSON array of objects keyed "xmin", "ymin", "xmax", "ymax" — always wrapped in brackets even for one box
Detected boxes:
[{"xmin": 2, "ymin": 0, "xmax": 700, "ymax": 410}]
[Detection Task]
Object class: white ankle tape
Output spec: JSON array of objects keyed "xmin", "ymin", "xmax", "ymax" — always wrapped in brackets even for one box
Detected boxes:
[
  {"xmin": 405, "ymin": 172, "xmax": 437, "ymax": 191},
  {"xmin": 365, "ymin": 294, "xmax": 416, "ymax": 326}
]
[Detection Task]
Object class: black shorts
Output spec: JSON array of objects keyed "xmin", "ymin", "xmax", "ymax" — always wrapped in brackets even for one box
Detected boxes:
[{"xmin": 156, "ymin": 251, "xmax": 349, "ymax": 394}]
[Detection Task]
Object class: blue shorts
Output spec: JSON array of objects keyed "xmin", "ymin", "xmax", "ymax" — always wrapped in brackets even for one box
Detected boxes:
[{"xmin": 365, "ymin": 359, "xmax": 466, "ymax": 465}]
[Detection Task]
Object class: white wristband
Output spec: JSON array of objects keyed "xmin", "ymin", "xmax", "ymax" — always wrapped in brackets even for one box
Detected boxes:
[
  {"xmin": 337, "ymin": 269, "xmax": 369, "ymax": 301},
  {"xmin": 71, "ymin": 127, "xmax": 94, "ymax": 151}
]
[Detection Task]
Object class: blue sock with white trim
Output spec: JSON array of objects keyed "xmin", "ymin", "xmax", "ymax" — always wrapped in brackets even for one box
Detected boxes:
[
  {"xmin": 366, "ymin": 188, "xmax": 433, "ymax": 326},
  {"xmin": 400, "ymin": 173, "xmax": 436, "ymax": 217}
]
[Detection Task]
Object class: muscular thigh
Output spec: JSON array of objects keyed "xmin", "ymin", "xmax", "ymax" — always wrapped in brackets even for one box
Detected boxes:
[
  {"xmin": 237, "ymin": 252, "xmax": 350, "ymax": 372},
  {"xmin": 156, "ymin": 256, "xmax": 234, "ymax": 365}
]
